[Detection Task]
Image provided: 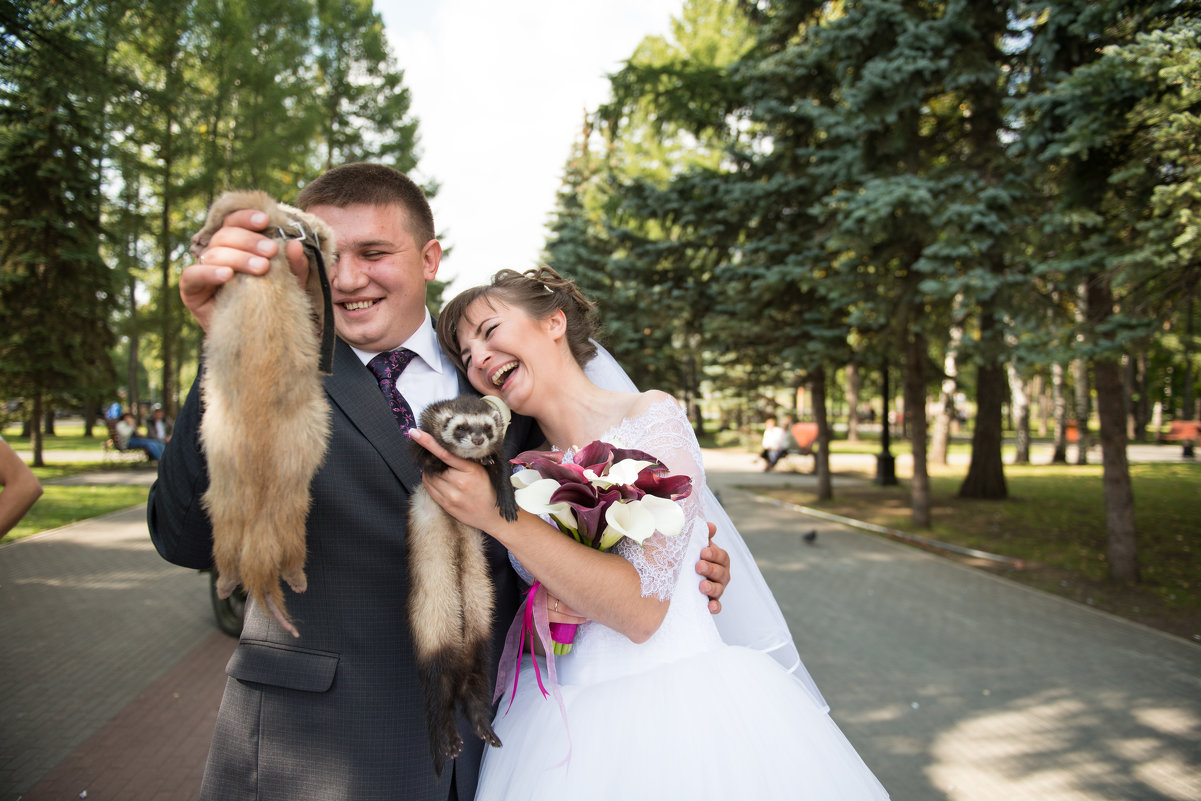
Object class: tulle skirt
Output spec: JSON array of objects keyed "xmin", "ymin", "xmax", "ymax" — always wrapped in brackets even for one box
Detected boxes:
[{"xmin": 475, "ymin": 644, "xmax": 890, "ymax": 801}]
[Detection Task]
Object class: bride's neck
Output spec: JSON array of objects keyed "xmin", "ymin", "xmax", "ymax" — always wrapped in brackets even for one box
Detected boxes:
[{"xmin": 532, "ymin": 374, "xmax": 625, "ymax": 452}]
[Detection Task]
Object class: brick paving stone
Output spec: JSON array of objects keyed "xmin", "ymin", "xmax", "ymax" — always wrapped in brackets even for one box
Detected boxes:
[
  {"xmin": 1, "ymin": 505, "xmax": 218, "ymax": 799},
  {"xmin": 18, "ymin": 630, "xmax": 233, "ymax": 801}
]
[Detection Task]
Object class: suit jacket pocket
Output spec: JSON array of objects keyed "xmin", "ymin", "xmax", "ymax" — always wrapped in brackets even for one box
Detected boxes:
[{"xmin": 227, "ymin": 639, "xmax": 340, "ymax": 693}]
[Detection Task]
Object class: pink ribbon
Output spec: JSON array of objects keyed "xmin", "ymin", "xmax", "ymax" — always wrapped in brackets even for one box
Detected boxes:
[{"xmin": 493, "ymin": 581, "xmax": 572, "ymax": 766}]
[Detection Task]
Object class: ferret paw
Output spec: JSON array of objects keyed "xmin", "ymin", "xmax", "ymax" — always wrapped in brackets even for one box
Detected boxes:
[
  {"xmin": 215, "ymin": 573, "xmax": 241, "ymax": 600},
  {"xmin": 431, "ymin": 729, "xmax": 463, "ymax": 776},
  {"xmin": 496, "ymin": 495, "xmax": 519, "ymax": 523},
  {"xmin": 282, "ymin": 568, "xmax": 307, "ymax": 594},
  {"xmin": 476, "ymin": 723, "xmax": 502, "ymax": 749}
]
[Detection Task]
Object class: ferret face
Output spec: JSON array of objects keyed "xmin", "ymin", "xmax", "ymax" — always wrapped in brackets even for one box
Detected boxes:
[{"xmin": 438, "ymin": 414, "xmax": 502, "ymax": 461}]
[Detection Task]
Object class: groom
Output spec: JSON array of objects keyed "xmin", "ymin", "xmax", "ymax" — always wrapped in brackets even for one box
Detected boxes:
[{"xmin": 148, "ymin": 162, "xmax": 730, "ymax": 801}]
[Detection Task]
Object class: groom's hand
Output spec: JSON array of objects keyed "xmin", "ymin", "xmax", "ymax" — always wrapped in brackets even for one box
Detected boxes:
[{"xmin": 697, "ymin": 523, "xmax": 730, "ymax": 614}]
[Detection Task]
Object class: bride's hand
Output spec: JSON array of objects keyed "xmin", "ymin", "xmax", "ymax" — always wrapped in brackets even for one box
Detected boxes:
[
  {"xmin": 408, "ymin": 428, "xmax": 502, "ymax": 531},
  {"xmin": 545, "ymin": 592, "xmax": 588, "ymax": 626}
]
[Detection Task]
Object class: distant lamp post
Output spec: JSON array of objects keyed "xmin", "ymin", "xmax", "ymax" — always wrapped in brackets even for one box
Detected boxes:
[{"xmin": 876, "ymin": 362, "xmax": 898, "ymax": 486}]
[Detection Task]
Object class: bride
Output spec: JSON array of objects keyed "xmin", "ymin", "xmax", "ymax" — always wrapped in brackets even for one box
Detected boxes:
[{"xmin": 411, "ymin": 267, "xmax": 889, "ymax": 800}]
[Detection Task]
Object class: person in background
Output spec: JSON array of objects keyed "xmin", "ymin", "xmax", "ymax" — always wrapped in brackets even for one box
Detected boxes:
[
  {"xmin": 148, "ymin": 405, "xmax": 173, "ymax": 443},
  {"xmin": 104, "ymin": 390, "xmax": 125, "ymax": 421},
  {"xmin": 116, "ymin": 412, "xmax": 165, "ymax": 461},
  {"xmin": 0, "ymin": 435, "xmax": 43, "ymax": 537},
  {"xmin": 761, "ymin": 416, "xmax": 786, "ymax": 471}
]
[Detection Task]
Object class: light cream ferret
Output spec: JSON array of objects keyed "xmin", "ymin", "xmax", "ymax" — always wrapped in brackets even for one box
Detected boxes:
[{"xmin": 189, "ymin": 190, "xmax": 334, "ymax": 638}]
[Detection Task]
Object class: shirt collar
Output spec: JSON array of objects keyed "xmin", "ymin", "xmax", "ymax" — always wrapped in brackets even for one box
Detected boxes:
[{"xmin": 350, "ymin": 310, "xmax": 448, "ymax": 375}]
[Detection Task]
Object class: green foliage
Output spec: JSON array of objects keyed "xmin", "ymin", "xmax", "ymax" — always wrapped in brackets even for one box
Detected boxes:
[
  {"xmin": 0, "ymin": 1, "xmax": 118, "ymax": 412},
  {"xmin": 543, "ymin": 0, "xmax": 1199, "ymax": 545},
  {"xmin": 0, "ymin": 0, "xmax": 426, "ymax": 427}
]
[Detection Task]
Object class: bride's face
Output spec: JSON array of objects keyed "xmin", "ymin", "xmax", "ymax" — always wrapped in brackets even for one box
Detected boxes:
[{"xmin": 455, "ymin": 296, "xmax": 567, "ymax": 411}]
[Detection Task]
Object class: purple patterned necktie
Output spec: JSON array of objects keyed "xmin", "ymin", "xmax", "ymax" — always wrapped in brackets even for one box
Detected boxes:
[{"xmin": 367, "ymin": 348, "xmax": 418, "ymax": 432}]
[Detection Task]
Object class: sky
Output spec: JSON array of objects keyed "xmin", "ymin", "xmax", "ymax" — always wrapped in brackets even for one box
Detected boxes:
[{"xmin": 376, "ymin": 0, "xmax": 684, "ymax": 296}]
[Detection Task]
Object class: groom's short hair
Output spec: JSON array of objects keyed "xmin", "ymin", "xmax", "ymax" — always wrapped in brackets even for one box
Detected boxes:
[{"xmin": 296, "ymin": 162, "xmax": 435, "ymax": 246}]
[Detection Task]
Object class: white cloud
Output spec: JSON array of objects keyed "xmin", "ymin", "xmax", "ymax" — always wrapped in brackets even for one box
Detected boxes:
[{"xmin": 376, "ymin": 0, "xmax": 682, "ymax": 296}]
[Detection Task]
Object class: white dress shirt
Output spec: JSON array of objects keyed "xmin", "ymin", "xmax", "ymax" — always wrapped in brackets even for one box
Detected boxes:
[{"xmin": 350, "ymin": 310, "xmax": 462, "ymax": 423}]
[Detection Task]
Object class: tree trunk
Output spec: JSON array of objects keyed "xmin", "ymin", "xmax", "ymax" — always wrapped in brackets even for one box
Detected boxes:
[
  {"xmin": 157, "ymin": 32, "xmax": 181, "ymax": 423},
  {"xmin": 127, "ymin": 275, "xmax": 140, "ymax": 415},
  {"xmin": 1088, "ymin": 278, "xmax": 1139, "ymax": 582},
  {"xmin": 1098, "ymin": 354, "xmax": 1138, "ymax": 581},
  {"xmin": 1031, "ymin": 374, "xmax": 1046, "ymax": 437},
  {"xmin": 845, "ymin": 362, "xmax": 860, "ymax": 443},
  {"xmin": 960, "ymin": 312, "xmax": 1007, "ymax": 499},
  {"xmin": 1051, "ymin": 361, "xmax": 1068, "ymax": 463},
  {"xmin": 1007, "ymin": 361, "xmax": 1030, "ymax": 464},
  {"xmin": 931, "ymin": 300, "xmax": 963, "ymax": 465},
  {"xmin": 1072, "ymin": 356, "xmax": 1090, "ymax": 464},
  {"xmin": 1133, "ymin": 348, "xmax": 1150, "ymax": 439},
  {"xmin": 905, "ymin": 332, "xmax": 930, "ymax": 526},
  {"xmin": 1073, "ymin": 283, "xmax": 1091, "ymax": 465},
  {"xmin": 83, "ymin": 400, "xmax": 98, "ymax": 438},
  {"xmin": 1184, "ymin": 296, "xmax": 1196, "ymax": 421},
  {"xmin": 30, "ymin": 395, "xmax": 44, "ymax": 468},
  {"xmin": 812, "ymin": 365, "xmax": 832, "ymax": 501}
]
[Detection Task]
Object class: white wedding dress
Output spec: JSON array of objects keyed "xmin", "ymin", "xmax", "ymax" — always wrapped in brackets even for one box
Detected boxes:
[{"xmin": 474, "ymin": 397, "xmax": 889, "ymax": 801}]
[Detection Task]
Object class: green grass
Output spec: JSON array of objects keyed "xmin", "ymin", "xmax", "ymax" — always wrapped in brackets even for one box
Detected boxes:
[
  {"xmin": 2, "ymin": 420, "xmax": 152, "ymax": 544},
  {"xmin": 750, "ymin": 456, "xmax": 1201, "ymax": 642},
  {"xmin": 4, "ymin": 484, "xmax": 151, "ymax": 543},
  {"xmin": 1, "ymin": 421, "xmax": 109, "ymax": 452}
]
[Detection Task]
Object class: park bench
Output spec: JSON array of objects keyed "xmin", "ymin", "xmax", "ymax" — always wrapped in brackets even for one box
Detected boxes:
[
  {"xmin": 1158, "ymin": 419, "xmax": 1200, "ymax": 458},
  {"xmin": 103, "ymin": 418, "xmax": 151, "ymax": 463},
  {"xmin": 777, "ymin": 421, "xmax": 820, "ymax": 472}
]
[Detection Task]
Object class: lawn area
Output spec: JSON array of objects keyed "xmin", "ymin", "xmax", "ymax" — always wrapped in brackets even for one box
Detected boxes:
[
  {"xmin": 749, "ymin": 449, "xmax": 1201, "ymax": 643},
  {"xmin": 2, "ymin": 420, "xmax": 153, "ymax": 544},
  {"xmin": 4, "ymin": 483, "xmax": 151, "ymax": 543}
]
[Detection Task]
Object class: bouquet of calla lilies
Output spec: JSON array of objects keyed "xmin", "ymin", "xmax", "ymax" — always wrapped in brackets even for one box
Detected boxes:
[{"xmin": 509, "ymin": 440, "xmax": 693, "ymax": 654}]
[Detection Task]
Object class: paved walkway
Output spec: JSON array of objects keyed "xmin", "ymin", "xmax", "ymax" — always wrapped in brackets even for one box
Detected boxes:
[{"xmin": 1, "ymin": 451, "xmax": 1198, "ymax": 800}]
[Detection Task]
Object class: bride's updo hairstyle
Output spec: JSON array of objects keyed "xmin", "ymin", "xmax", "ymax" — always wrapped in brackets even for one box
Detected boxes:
[{"xmin": 437, "ymin": 266, "xmax": 599, "ymax": 372}]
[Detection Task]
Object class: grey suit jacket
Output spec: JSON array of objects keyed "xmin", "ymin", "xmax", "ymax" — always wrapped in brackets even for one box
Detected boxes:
[{"xmin": 148, "ymin": 338, "xmax": 535, "ymax": 801}]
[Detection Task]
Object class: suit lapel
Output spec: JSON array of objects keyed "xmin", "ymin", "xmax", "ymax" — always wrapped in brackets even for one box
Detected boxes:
[{"xmin": 324, "ymin": 338, "xmax": 423, "ymax": 493}]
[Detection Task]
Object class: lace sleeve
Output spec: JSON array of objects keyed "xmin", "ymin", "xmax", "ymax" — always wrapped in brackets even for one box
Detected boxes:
[{"xmin": 611, "ymin": 397, "xmax": 706, "ymax": 601}]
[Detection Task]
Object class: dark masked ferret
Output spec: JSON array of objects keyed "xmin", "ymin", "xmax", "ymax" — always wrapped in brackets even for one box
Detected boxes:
[
  {"xmin": 189, "ymin": 190, "xmax": 334, "ymax": 639},
  {"xmin": 408, "ymin": 394, "xmax": 517, "ymax": 775}
]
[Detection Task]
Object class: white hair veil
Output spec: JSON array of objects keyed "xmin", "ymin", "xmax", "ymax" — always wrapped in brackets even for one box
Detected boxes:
[{"xmin": 585, "ymin": 343, "xmax": 828, "ymax": 711}]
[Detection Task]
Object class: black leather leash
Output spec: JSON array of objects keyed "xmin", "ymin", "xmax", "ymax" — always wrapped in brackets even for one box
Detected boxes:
[{"xmin": 277, "ymin": 220, "xmax": 336, "ymax": 375}]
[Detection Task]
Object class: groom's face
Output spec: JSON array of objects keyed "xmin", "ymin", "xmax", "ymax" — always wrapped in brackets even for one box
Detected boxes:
[{"xmin": 316, "ymin": 202, "xmax": 441, "ymax": 353}]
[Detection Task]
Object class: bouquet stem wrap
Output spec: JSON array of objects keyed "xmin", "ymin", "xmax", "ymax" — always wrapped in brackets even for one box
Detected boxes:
[
  {"xmin": 494, "ymin": 581, "xmax": 571, "ymax": 766},
  {"xmin": 549, "ymin": 622, "xmax": 577, "ymax": 655}
]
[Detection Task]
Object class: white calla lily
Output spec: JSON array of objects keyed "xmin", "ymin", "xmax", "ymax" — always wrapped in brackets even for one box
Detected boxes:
[
  {"xmin": 514, "ymin": 479, "xmax": 579, "ymax": 533},
  {"xmin": 605, "ymin": 458, "xmax": 656, "ymax": 486},
  {"xmin": 509, "ymin": 467, "xmax": 544, "ymax": 489},
  {"xmin": 601, "ymin": 499, "xmax": 657, "ymax": 548},
  {"xmin": 638, "ymin": 494, "xmax": 686, "ymax": 538},
  {"xmin": 586, "ymin": 458, "xmax": 653, "ymax": 489}
]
